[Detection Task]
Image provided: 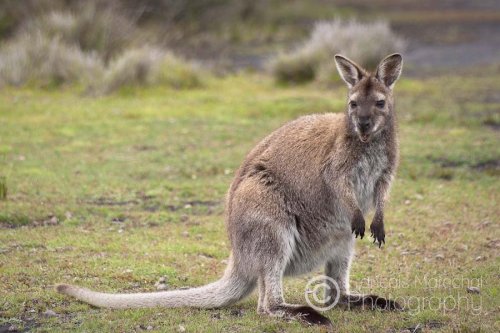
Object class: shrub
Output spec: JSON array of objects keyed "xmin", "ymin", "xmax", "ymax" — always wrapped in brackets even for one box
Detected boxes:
[
  {"xmin": 98, "ymin": 46, "xmax": 205, "ymax": 94},
  {"xmin": 0, "ymin": 3, "xmax": 206, "ymax": 93},
  {"xmin": 269, "ymin": 49, "xmax": 319, "ymax": 84},
  {"xmin": 156, "ymin": 53, "xmax": 205, "ymax": 89},
  {"xmin": 0, "ymin": 31, "xmax": 103, "ymax": 88},
  {"xmin": 270, "ymin": 19, "xmax": 407, "ymax": 84},
  {"xmin": 21, "ymin": 4, "xmax": 136, "ymax": 61}
]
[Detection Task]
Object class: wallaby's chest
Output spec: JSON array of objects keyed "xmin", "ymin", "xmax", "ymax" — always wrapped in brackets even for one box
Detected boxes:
[{"xmin": 350, "ymin": 144, "xmax": 389, "ymax": 213}]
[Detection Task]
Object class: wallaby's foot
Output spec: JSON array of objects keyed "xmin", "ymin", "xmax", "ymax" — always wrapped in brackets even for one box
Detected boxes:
[
  {"xmin": 340, "ymin": 294, "xmax": 402, "ymax": 311},
  {"xmin": 351, "ymin": 210, "xmax": 365, "ymax": 239},
  {"xmin": 257, "ymin": 304, "xmax": 267, "ymax": 315},
  {"xmin": 268, "ymin": 304, "xmax": 333, "ymax": 328}
]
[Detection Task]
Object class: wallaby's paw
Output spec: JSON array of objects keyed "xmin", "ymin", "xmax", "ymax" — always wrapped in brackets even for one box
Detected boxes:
[
  {"xmin": 351, "ymin": 211, "xmax": 365, "ymax": 239},
  {"xmin": 370, "ymin": 220, "xmax": 385, "ymax": 248}
]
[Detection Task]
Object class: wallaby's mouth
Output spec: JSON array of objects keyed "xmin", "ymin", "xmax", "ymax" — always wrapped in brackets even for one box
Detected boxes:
[{"xmin": 359, "ymin": 133, "xmax": 370, "ymax": 143}]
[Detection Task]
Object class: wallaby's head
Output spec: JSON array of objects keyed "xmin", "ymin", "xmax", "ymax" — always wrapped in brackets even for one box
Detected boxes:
[{"xmin": 334, "ymin": 54, "xmax": 403, "ymax": 143}]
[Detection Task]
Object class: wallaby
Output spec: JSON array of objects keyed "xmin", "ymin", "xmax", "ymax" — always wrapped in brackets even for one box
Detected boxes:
[{"xmin": 56, "ymin": 54, "xmax": 403, "ymax": 328}]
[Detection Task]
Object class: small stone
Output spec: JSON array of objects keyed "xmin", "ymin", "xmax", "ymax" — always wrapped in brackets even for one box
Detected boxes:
[
  {"xmin": 467, "ymin": 286, "xmax": 480, "ymax": 294},
  {"xmin": 475, "ymin": 256, "xmax": 484, "ymax": 261},
  {"xmin": 123, "ymin": 269, "xmax": 133, "ymax": 274},
  {"xmin": 8, "ymin": 325, "xmax": 18, "ymax": 332},
  {"xmin": 404, "ymin": 200, "xmax": 411, "ymax": 205},
  {"xmin": 457, "ymin": 244, "xmax": 468, "ymax": 251},
  {"xmin": 156, "ymin": 283, "xmax": 168, "ymax": 291},
  {"xmin": 435, "ymin": 254, "xmax": 445, "ymax": 260},
  {"xmin": 43, "ymin": 309, "xmax": 57, "ymax": 317},
  {"xmin": 399, "ymin": 330, "xmax": 411, "ymax": 333},
  {"xmin": 367, "ymin": 254, "xmax": 375, "ymax": 259},
  {"xmin": 146, "ymin": 325, "xmax": 153, "ymax": 330},
  {"xmin": 181, "ymin": 231, "xmax": 189, "ymax": 237},
  {"xmin": 178, "ymin": 325, "xmax": 186, "ymax": 332}
]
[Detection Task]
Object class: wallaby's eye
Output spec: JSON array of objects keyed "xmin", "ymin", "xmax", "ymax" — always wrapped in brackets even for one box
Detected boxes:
[
  {"xmin": 349, "ymin": 101, "xmax": 357, "ymax": 108},
  {"xmin": 376, "ymin": 100, "xmax": 386, "ymax": 108}
]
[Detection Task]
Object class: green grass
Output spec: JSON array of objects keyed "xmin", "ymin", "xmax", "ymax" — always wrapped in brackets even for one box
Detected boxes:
[{"xmin": 0, "ymin": 71, "xmax": 499, "ymax": 332}]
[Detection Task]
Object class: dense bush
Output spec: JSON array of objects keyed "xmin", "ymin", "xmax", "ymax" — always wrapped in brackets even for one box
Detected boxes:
[
  {"xmin": 0, "ymin": 31, "xmax": 103, "ymax": 88},
  {"xmin": 0, "ymin": 2, "xmax": 206, "ymax": 93},
  {"xmin": 21, "ymin": 5, "xmax": 135, "ymax": 61},
  {"xmin": 270, "ymin": 19, "xmax": 407, "ymax": 84},
  {"xmin": 99, "ymin": 46, "xmax": 204, "ymax": 94}
]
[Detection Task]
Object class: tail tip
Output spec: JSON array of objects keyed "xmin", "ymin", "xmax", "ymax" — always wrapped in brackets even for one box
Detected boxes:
[{"xmin": 55, "ymin": 283, "xmax": 71, "ymax": 294}]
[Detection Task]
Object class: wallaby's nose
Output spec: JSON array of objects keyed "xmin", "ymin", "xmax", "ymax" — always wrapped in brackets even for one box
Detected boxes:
[{"xmin": 359, "ymin": 117, "xmax": 371, "ymax": 132}]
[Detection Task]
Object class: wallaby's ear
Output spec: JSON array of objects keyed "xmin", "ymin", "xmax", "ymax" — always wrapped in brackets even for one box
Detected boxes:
[
  {"xmin": 334, "ymin": 55, "xmax": 366, "ymax": 88},
  {"xmin": 375, "ymin": 53, "xmax": 403, "ymax": 89}
]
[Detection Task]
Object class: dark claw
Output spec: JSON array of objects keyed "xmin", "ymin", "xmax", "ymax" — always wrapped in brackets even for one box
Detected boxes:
[
  {"xmin": 370, "ymin": 219, "xmax": 385, "ymax": 248},
  {"xmin": 351, "ymin": 211, "xmax": 365, "ymax": 240}
]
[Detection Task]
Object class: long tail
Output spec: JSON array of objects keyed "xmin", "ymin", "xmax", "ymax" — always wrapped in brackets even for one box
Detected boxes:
[{"xmin": 56, "ymin": 259, "xmax": 255, "ymax": 309}]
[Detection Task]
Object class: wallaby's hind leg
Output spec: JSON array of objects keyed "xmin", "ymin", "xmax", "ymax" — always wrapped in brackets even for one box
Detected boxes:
[
  {"xmin": 262, "ymin": 263, "xmax": 332, "ymax": 328},
  {"xmin": 325, "ymin": 239, "xmax": 402, "ymax": 311},
  {"xmin": 257, "ymin": 277, "xmax": 267, "ymax": 314},
  {"xmin": 229, "ymin": 182, "xmax": 331, "ymax": 327},
  {"xmin": 324, "ymin": 237, "xmax": 354, "ymax": 307}
]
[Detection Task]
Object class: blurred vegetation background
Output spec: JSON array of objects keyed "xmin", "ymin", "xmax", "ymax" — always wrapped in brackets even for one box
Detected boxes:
[
  {"xmin": 1, "ymin": 0, "xmax": 499, "ymax": 92},
  {"xmin": 0, "ymin": 1, "xmax": 499, "ymax": 332}
]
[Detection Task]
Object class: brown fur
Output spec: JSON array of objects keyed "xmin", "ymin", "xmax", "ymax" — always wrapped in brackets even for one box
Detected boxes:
[{"xmin": 56, "ymin": 54, "xmax": 403, "ymax": 329}]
